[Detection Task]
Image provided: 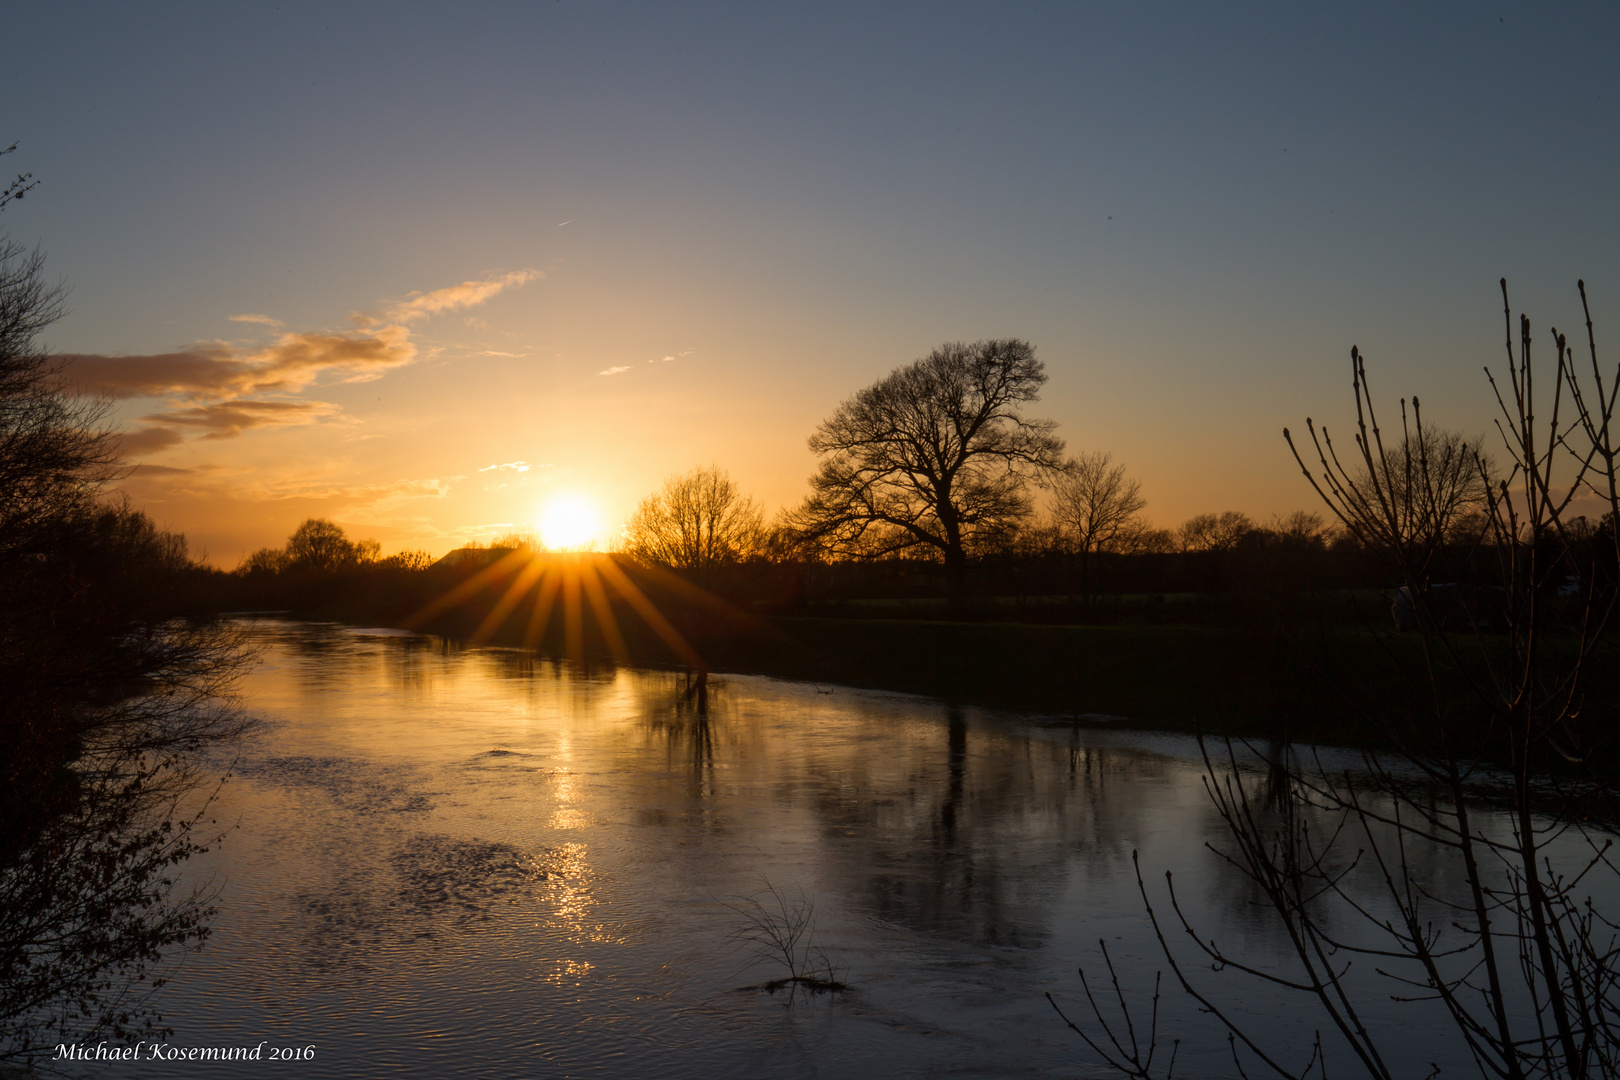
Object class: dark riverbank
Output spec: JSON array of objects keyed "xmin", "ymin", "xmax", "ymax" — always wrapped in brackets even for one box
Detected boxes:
[
  {"xmin": 221, "ymin": 552, "xmax": 1605, "ymax": 756},
  {"xmin": 309, "ymin": 593, "xmax": 1380, "ymax": 745}
]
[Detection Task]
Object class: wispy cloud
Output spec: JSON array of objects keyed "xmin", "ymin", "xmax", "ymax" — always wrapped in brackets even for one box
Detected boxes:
[
  {"xmin": 139, "ymin": 399, "xmax": 345, "ymax": 439},
  {"xmin": 75, "ymin": 271, "xmax": 541, "ymax": 460},
  {"xmin": 387, "ymin": 269, "xmax": 541, "ymax": 323},
  {"xmin": 125, "ymin": 462, "xmax": 193, "ymax": 476},
  {"xmin": 268, "ymin": 475, "xmax": 458, "ymax": 505},
  {"xmin": 598, "ymin": 365, "xmax": 633, "ymax": 376},
  {"xmin": 63, "ymin": 325, "xmax": 416, "ymax": 401},
  {"xmin": 121, "ymin": 467, "xmax": 459, "ymax": 509},
  {"xmin": 478, "ymin": 461, "xmax": 532, "ymax": 473}
]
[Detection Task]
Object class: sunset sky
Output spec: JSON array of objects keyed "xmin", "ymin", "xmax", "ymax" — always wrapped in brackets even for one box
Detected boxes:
[{"xmin": 5, "ymin": 3, "xmax": 1617, "ymax": 564}]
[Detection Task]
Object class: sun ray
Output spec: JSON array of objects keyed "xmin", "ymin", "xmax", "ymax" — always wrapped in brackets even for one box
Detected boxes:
[
  {"xmin": 618, "ymin": 557, "xmax": 806, "ymax": 670},
  {"xmin": 578, "ymin": 559, "xmax": 630, "ymax": 664},
  {"xmin": 622, "ymin": 557, "xmax": 768, "ymax": 631},
  {"xmin": 563, "ymin": 568, "xmax": 584, "ymax": 665},
  {"xmin": 402, "ymin": 541, "xmax": 734, "ymax": 680},
  {"xmin": 522, "ymin": 566, "xmax": 565, "ymax": 652},
  {"xmin": 400, "ymin": 546, "xmax": 531, "ymax": 629},
  {"xmin": 592, "ymin": 556, "xmax": 706, "ymax": 671},
  {"xmin": 472, "ymin": 554, "xmax": 548, "ymax": 642}
]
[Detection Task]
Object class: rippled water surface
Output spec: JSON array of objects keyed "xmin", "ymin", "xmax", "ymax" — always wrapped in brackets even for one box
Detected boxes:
[{"xmin": 99, "ymin": 619, "xmax": 1573, "ymax": 1078}]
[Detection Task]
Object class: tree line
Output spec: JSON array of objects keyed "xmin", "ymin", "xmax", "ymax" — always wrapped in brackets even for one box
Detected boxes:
[
  {"xmin": 606, "ymin": 338, "xmax": 1498, "ymax": 615},
  {"xmin": 230, "ymin": 336, "xmax": 1510, "ymax": 624}
]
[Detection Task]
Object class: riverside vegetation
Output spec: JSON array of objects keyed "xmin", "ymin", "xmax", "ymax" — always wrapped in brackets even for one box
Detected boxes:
[
  {"xmin": 0, "ymin": 150, "xmax": 256, "ymax": 1064},
  {"xmin": 1053, "ymin": 282, "xmax": 1620, "ymax": 1078}
]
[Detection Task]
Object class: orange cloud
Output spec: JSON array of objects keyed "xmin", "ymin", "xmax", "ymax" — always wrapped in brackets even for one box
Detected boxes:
[
  {"xmin": 140, "ymin": 399, "xmax": 344, "ymax": 439},
  {"xmin": 65, "ymin": 271, "xmax": 538, "ymax": 404},
  {"xmin": 251, "ymin": 326, "xmax": 415, "ymax": 388},
  {"xmin": 117, "ymin": 426, "xmax": 185, "ymax": 455},
  {"xmin": 62, "ymin": 325, "xmax": 416, "ymax": 401},
  {"xmin": 63, "ymin": 345, "xmax": 242, "ymax": 399},
  {"xmin": 121, "ymin": 466, "xmax": 458, "ymax": 512},
  {"xmin": 388, "ymin": 269, "xmax": 541, "ymax": 322},
  {"xmin": 70, "ymin": 271, "xmax": 543, "ymax": 470}
]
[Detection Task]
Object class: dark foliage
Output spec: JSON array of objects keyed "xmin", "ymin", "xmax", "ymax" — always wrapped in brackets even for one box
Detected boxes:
[
  {"xmin": 0, "ymin": 188, "xmax": 254, "ymax": 1062},
  {"xmin": 1060, "ymin": 281, "xmax": 1620, "ymax": 1079}
]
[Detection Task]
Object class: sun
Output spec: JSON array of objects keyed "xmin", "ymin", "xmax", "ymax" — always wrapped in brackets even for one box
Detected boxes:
[{"xmin": 537, "ymin": 493, "xmax": 603, "ymax": 551}]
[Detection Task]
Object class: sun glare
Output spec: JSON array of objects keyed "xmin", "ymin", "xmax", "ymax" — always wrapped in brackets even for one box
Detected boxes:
[{"xmin": 537, "ymin": 494, "xmax": 602, "ymax": 551}]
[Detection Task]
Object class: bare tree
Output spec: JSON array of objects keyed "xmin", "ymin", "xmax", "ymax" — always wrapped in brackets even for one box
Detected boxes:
[
  {"xmin": 0, "ymin": 144, "xmax": 38, "ymax": 214},
  {"xmin": 381, "ymin": 548, "xmax": 433, "ymax": 572},
  {"xmin": 0, "ymin": 241, "xmax": 117, "ymax": 562},
  {"xmin": 234, "ymin": 519, "xmax": 384, "ymax": 575},
  {"xmin": 237, "ymin": 546, "xmax": 290, "ymax": 575},
  {"xmin": 0, "ymin": 148, "xmax": 105, "ymax": 558},
  {"xmin": 282, "ymin": 517, "xmax": 376, "ymax": 572},
  {"xmin": 1052, "ymin": 450, "xmax": 1148, "ymax": 601},
  {"xmin": 1347, "ymin": 424, "xmax": 1490, "ymax": 556},
  {"xmin": 624, "ymin": 465, "xmax": 765, "ymax": 573},
  {"xmin": 1177, "ymin": 510, "xmax": 1254, "ymax": 552},
  {"xmin": 786, "ymin": 338, "xmax": 1066, "ymax": 600},
  {"xmin": 1129, "ymin": 527, "xmax": 1180, "ymax": 555},
  {"xmin": 1269, "ymin": 510, "xmax": 1330, "ymax": 546},
  {"xmin": 0, "ymin": 179, "xmax": 254, "ymax": 1061},
  {"xmin": 1061, "ymin": 281, "xmax": 1620, "ymax": 1079}
]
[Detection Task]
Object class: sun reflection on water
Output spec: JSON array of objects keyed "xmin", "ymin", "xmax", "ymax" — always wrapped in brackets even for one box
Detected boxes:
[
  {"xmin": 539, "ymin": 959, "xmax": 596, "ymax": 986},
  {"xmin": 537, "ymin": 842, "xmax": 626, "ymax": 947}
]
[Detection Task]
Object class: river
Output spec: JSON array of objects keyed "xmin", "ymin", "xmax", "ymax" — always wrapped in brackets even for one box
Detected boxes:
[{"xmin": 85, "ymin": 618, "xmax": 1590, "ymax": 1078}]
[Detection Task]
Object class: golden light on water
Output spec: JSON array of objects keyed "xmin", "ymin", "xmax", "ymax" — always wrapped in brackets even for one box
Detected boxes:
[
  {"xmin": 537, "ymin": 494, "xmax": 603, "ymax": 551},
  {"xmin": 400, "ymin": 543, "xmax": 710, "ymax": 674}
]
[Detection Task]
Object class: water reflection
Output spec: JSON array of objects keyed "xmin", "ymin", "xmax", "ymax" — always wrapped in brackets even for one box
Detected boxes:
[
  {"xmin": 648, "ymin": 695, "xmax": 719, "ymax": 803},
  {"xmin": 128, "ymin": 620, "xmax": 1540, "ymax": 1079}
]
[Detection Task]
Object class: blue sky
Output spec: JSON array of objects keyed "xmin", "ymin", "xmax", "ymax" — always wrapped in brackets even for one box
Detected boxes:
[{"xmin": 4, "ymin": 2, "xmax": 1615, "ymax": 560}]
